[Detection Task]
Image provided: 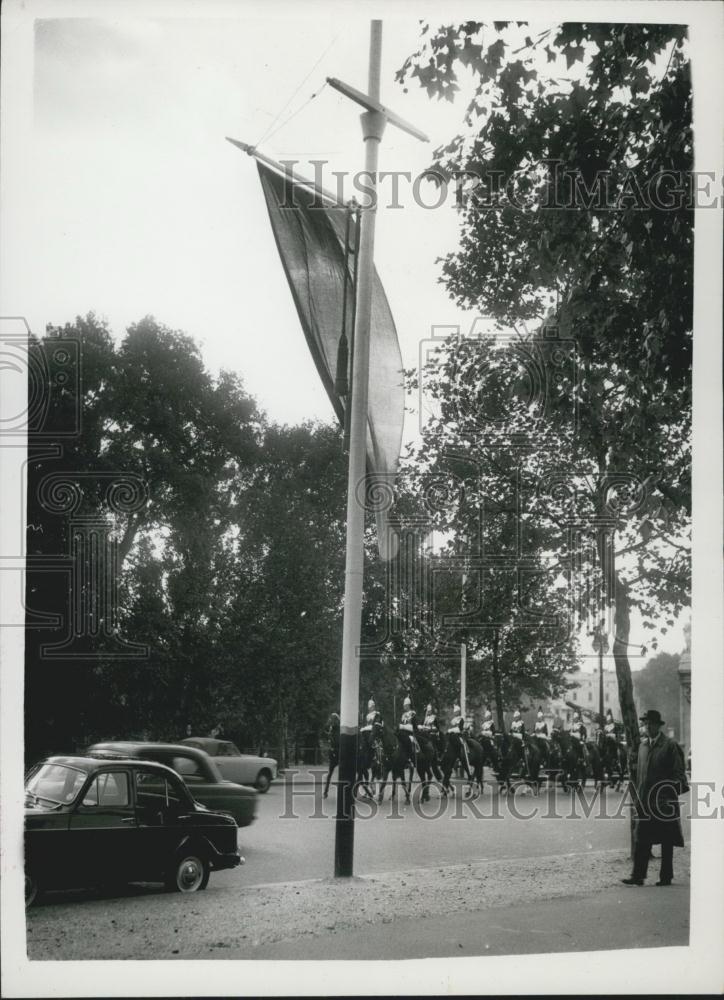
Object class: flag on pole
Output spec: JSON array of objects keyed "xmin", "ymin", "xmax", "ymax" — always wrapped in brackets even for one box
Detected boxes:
[{"xmin": 256, "ymin": 161, "xmax": 403, "ymax": 558}]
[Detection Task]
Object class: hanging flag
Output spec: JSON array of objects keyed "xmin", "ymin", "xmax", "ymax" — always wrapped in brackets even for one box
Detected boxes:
[{"xmin": 256, "ymin": 161, "xmax": 403, "ymax": 559}]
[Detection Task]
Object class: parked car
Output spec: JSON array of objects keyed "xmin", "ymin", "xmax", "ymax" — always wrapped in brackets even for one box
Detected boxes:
[
  {"xmin": 181, "ymin": 738, "xmax": 277, "ymax": 792},
  {"xmin": 25, "ymin": 756, "xmax": 242, "ymax": 906},
  {"xmin": 86, "ymin": 742, "xmax": 257, "ymax": 827}
]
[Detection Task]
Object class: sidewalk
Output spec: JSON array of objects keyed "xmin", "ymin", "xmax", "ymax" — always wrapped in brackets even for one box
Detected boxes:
[
  {"xmin": 27, "ymin": 845, "xmax": 690, "ymax": 961},
  {"xmin": 233, "ymin": 883, "xmax": 690, "ymax": 960}
]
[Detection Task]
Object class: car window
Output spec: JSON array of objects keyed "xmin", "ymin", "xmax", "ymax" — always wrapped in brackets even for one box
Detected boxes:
[
  {"xmin": 82, "ymin": 771, "xmax": 130, "ymax": 808},
  {"xmin": 134, "ymin": 770, "xmax": 182, "ymax": 809},
  {"xmin": 171, "ymin": 756, "xmax": 203, "ymax": 779},
  {"xmin": 218, "ymin": 742, "xmax": 240, "ymax": 757},
  {"xmin": 27, "ymin": 763, "xmax": 87, "ymax": 804}
]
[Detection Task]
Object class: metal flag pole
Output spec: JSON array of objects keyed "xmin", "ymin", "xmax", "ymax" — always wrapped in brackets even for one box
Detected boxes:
[
  {"xmin": 330, "ymin": 20, "xmax": 427, "ymax": 878},
  {"xmin": 334, "ymin": 19, "xmax": 384, "ymax": 878}
]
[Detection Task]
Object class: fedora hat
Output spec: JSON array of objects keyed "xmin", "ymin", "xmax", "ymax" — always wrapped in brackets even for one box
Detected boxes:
[{"xmin": 639, "ymin": 709, "xmax": 665, "ymax": 726}]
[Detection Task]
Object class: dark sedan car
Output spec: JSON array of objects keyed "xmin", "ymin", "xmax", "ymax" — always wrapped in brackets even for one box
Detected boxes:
[
  {"xmin": 86, "ymin": 742, "xmax": 257, "ymax": 827},
  {"xmin": 25, "ymin": 756, "xmax": 242, "ymax": 906}
]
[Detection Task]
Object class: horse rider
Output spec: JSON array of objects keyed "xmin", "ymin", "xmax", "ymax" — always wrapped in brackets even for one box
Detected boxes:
[
  {"xmin": 532, "ymin": 707, "xmax": 550, "ymax": 765},
  {"xmin": 510, "ymin": 709, "xmax": 530, "ymax": 772},
  {"xmin": 419, "ymin": 703, "xmax": 442, "ymax": 755},
  {"xmin": 448, "ymin": 703, "xmax": 471, "ymax": 772},
  {"xmin": 480, "ymin": 707, "xmax": 496, "ymax": 742},
  {"xmin": 604, "ymin": 708, "xmax": 617, "ymax": 739},
  {"xmin": 570, "ymin": 711, "xmax": 590, "ymax": 768},
  {"xmin": 360, "ymin": 699, "xmax": 382, "ymax": 734},
  {"xmin": 398, "ymin": 696, "xmax": 420, "ymax": 759},
  {"xmin": 326, "ymin": 712, "xmax": 340, "ymax": 744}
]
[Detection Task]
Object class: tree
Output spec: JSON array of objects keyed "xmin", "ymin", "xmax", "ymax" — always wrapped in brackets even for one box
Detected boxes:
[
  {"xmin": 632, "ymin": 652, "xmax": 682, "ymax": 737},
  {"xmin": 25, "ymin": 314, "xmax": 262, "ymax": 757},
  {"xmin": 398, "ymin": 22, "xmax": 692, "ymax": 754}
]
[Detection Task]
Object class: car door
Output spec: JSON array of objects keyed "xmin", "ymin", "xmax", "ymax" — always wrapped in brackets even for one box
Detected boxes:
[
  {"xmin": 69, "ymin": 769, "xmax": 136, "ymax": 885},
  {"xmin": 133, "ymin": 769, "xmax": 190, "ymax": 880}
]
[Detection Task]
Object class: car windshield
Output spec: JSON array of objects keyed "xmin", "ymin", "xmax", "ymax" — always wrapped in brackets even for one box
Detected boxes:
[{"xmin": 26, "ymin": 763, "xmax": 87, "ymax": 805}]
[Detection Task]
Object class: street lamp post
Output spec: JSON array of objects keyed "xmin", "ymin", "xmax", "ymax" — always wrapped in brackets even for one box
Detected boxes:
[{"xmin": 592, "ymin": 627, "xmax": 609, "ymax": 723}]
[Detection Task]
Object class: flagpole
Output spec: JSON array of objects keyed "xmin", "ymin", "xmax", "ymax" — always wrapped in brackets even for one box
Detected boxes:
[{"xmin": 334, "ymin": 19, "xmax": 385, "ymax": 878}]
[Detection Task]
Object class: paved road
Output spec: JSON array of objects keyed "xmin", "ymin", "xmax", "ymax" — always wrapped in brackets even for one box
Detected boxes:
[
  {"xmin": 25, "ymin": 775, "xmax": 691, "ymax": 961},
  {"xmin": 226, "ymin": 775, "xmax": 654, "ymax": 887}
]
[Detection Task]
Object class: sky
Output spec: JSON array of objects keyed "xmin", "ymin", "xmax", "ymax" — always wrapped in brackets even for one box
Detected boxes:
[{"xmin": 2, "ymin": 8, "xmax": 692, "ymax": 663}]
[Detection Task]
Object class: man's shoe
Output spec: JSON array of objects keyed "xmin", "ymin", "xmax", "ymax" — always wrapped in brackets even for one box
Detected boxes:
[
  {"xmin": 621, "ymin": 877, "xmax": 644, "ymax": 886},
  {"xmin": 655, "ymin": 879, "xmax": 672, "ymax": 886}
]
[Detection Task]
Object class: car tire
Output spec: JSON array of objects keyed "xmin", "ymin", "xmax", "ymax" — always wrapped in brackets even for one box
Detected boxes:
[
  {"xmin": 166, "ymin": 852, "xmax": 209, "ymax": 893},
  {"xmin": 25, "ymin": 872, "xmax": 39, "ymax": 908},
  {"xmin": 255, "ymin": 769, "xmax": 272, "ymax": 793}
]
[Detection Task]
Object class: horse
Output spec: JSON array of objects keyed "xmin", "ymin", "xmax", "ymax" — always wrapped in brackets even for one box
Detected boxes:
[
  {"xmin": 597, "ymin": 731, "xmax": 627, "ymax": 790},
  {"xmin": 475, "ymin": 731, "xmax": 502, "ymax": 779},
  {"xmin": 415, "ymin": 731, "xmax": 444, "ymax": 802},
  {"xmin": 498, "ymin": 735, "xmax": 543, "ymax": 793},
  {"xmin": 323, "ymin": 715, "xmax": 381, "ymax": 800},
  {"xmin": 322, "ymin": 713, "xmax": 340, "ymax": 798},
  {"xmin": 585, "ymin": 739, "xmax": 605, "ymax": 787},
  {"xmin": 549, "ymin": 729, "xmax": 584, "ymax": 790},
  {"xmin": 440, "ymin": 731, "xmax": 484, "ymax": 797},
  {"xmin": 370, "ymin": 722, "xmax": 413, "ymax": 802}
]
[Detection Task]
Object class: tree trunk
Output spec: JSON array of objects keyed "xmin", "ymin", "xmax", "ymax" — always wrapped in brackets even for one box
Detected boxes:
[
  {"xmin": 492, "ymin": 629, "xmax": 506, "ymax": 734},
  {"xmin": 610, "ymin": 562, "xmax": 640, "ymax": 769},
  {"xmin": 597, "ymin": 520, "xmax": 640, "ymax": 769}
]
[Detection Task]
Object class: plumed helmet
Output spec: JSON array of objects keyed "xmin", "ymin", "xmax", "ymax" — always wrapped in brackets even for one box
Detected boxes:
[
  {"xmin": 537, "ymin": 708, "xmax": 543, "ymax": 718},
  {"xmin": 513, "ymin": 709, "xmax": 521, "ymax": 719},
  {"xmin": 606, "ymin": 708, "xmax": 613, "ymax": 717},
  {"xmin": 573, "ymin": 712, "xmax": 580, "ymax": 721},
  {"xmin": 426, "ymin": 703, "xmax": 433, "ymax": 713},
  {"xmin": 485, "ymin": 709, "xmax": 492, "ymax": 718},
  {"xmin": 367, "ymin": 699, "xmax": 376, "ymax": 710},
  {"xmin": 453, "ymin": 704, "xmax": 461, "ymax": 714},
  {"xmin": 403, "ymin": 696, "xmax": 411, "ymax": 708}
]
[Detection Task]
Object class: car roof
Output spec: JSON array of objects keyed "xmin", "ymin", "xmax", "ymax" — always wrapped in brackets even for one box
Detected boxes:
[
  {"xmin": 181, "ymin": 737, "xmax": 222, "ymax": 750},
  {"xmin": 88, "ymin": 741, "xmax": 211, "ymax": 761},
  {"xmin": 42, "ymin": 755, "xmax": 179, "ymax": 778}
]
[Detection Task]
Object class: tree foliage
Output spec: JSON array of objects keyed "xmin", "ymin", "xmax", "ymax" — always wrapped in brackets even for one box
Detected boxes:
[
  {"xmin": 24, "ymin": 316, "xmax": 350, "ymax": 761},
  {"xmin": 398, "ymin": 22, "xmax": 692, "ymax": 749}
]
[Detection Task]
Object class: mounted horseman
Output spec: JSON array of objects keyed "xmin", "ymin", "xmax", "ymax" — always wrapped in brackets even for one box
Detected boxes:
[
  {"xmin": 598, "ymin": 708, "xmax": 627, "ymax": 789},
  {"xmin": 357, "ymin": 698, "xmax": 385, "ymax": 798},
  {"xmin": 416, "ymin": 703, "xmax": 444, "ymax": 800},
  {"xmin": 397, "ymin": 696, "xmax": 420, "ymax": 764},
  {"xmin": 498, "ymin": 708, "xmax": 543, "ymax": 792},
  {"xmin": 476, "ymin": 707, "xmax": 501, "ymax": 775},
  {"xmin": 440, "ymin": 705, "xmax": 484, "ymax": 797},
  {"xmin": 530, "ymin": 707, "xmax": 551, "ymax": 769},
  {"xmin": 570, "ymin": 712, "xmax": 590, "ymax": 771},
  {"xmin": 323, "ymin": 711, "xmax": 340, "ymax": 798}
]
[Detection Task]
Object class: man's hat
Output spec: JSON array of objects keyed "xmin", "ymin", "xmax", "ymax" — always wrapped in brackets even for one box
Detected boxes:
[{"xmin": 639, "ymin": 709, "xmax": 665, "ymax": 726}]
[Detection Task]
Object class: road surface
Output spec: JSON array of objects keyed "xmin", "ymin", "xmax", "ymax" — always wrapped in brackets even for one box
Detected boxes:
[{"xmin": 25, "ymin": 775, "xmax": 691, "ymax": 961}]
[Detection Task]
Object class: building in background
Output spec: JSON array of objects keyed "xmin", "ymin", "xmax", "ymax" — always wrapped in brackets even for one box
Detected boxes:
[
  {"xmin": 531, "ymin": 669, "xmax": 620, "ymax": 732},
  {"xmin": 677, "ymin": 620, "xmax": 691, "ymax": 753}
]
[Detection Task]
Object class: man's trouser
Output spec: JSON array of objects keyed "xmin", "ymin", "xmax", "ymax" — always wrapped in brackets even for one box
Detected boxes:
[{"xmin": 632, "ymin": 836, "xmax": 673, "ymax": 882}]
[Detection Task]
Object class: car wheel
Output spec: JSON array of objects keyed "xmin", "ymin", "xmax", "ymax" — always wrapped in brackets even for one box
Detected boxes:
[
  {"xmin": 166, "ymin": 853, "xmax": 209, "ymax": 893},
  {"xmin": 25, "ymin": 872, "xmax": 39, "ymax": 908},
  {"xmin": 255, "ymin": 768, "xmax": 272, "ymax": 793}
]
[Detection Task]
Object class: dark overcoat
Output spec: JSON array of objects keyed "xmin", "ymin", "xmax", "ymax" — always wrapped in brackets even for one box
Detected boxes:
[{"xmin": 634, "ymin": 732, "xmax": 688, "ymax": 847}]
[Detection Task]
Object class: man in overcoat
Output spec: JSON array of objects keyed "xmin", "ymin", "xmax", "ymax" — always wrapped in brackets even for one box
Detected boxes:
[{"xmin": 622, "ymin": 709, "xmax": 689, "ymax": 886}]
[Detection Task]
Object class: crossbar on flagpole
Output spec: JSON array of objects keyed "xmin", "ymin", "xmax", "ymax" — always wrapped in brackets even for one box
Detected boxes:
[{"xmin": 326, "ymin": 77, "xmax": 430, "ymax": 143}]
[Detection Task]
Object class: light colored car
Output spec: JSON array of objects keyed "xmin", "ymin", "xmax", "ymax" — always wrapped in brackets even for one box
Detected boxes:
[{"xmin": 181, "ymin": 738, "xmax": 277, "ymax": 793}]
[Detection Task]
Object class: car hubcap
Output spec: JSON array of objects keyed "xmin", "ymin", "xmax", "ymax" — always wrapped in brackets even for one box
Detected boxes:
[{"xmin": 178, "ymin": 858, "xmax": 203, "ymax": 891}]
